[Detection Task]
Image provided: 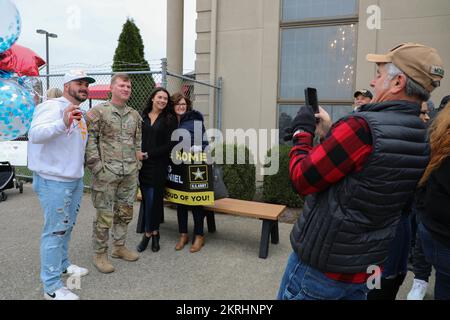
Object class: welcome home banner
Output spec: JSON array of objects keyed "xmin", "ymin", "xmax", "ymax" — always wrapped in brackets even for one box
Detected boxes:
[{"xmin": 165, "ymin": 151, "xmax": 214, "ymax": 206}]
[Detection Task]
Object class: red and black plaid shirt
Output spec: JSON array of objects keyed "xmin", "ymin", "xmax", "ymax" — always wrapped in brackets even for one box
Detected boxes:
[{"xmin": 290, "ymin": 116, "xmax": 374, "ymax": 284}]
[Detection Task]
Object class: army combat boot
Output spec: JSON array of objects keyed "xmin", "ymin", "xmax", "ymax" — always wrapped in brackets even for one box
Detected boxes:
[
  {"xmin": 93, "ymin": 253, "xmax": 115, "ymax": 274},
  {"xmin": 111, "ymin": 245, "xmax": 139, "ymax": 261}
]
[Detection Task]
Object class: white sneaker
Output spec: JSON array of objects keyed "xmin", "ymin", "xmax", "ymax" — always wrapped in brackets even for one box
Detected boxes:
[
  {"xmin": 44, "ymin": 287, "xmax": 79, "ymax": 300},
  {"xmin": 63, "ymin": 264, "xmax": 89, "ymax": 277},
  {"xmin": 407, "ymin": 279, "xmax": 428, "ymax": 300}
]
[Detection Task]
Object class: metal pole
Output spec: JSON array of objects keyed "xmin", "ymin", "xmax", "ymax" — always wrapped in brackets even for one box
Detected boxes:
[
  {"xmin": 45, "ymin": 34, "xmax": 49, "ymax": 89},
  {"xmin": 161, "ymin": 58, "xmax": 168, "ymax": 89},
  {"xmin": 216, "ymin": 77, "xmax": 223, "ymax": 130},
  {"xmin": 37, "ymin": 30, "xmax": 57, "ymax": 89}
]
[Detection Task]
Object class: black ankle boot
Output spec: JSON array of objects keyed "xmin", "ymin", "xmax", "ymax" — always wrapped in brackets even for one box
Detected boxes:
[
  {"xmin": 136, "ymin": 235, "xmax": 151, "ymax": 253},
  {"xmin": 151, "ymin": 233, "xmax": 160, "ymax": 252}
]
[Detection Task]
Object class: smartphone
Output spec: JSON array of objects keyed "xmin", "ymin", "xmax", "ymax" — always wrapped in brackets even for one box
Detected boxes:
[
  {"xmin": 72, "ymin": 109, "xmax": 82, "ymax": 117},
  {"xmin": 305, "ymin": 87, "xmax": 319, "ymax": 114}
]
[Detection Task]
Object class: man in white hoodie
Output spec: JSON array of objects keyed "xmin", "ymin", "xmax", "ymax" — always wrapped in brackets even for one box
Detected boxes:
[{"xmin": 28, "ymin": 70, "xmax": 95, "ymax": 300}]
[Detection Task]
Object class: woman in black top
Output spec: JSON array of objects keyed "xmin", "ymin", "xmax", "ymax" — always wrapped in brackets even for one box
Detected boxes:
[
  {"xmin": 136, "ymin": 87, "xmax": 176, "ymax": 252},
  {"xmin": 418, "ymin": 101, "xmax": 450, "ymax": 300}
]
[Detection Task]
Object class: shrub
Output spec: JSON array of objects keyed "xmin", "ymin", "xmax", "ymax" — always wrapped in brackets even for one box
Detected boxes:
[
  {"xmin": 212, "ymin": 144, "xmax": 256, "ymax": 200},
  {"xmin": 262, "ymin": 144, "xmax": 303, "ymax": 208}
]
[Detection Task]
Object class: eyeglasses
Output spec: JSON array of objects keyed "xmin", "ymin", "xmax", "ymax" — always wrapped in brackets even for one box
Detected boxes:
[
  {"xmin": 420, "ymin": 111, "xmax": 429, "ymax": 115},
  {"xmin": 176, "ymin": 103, "xmax": 187, "ymax": 106}
]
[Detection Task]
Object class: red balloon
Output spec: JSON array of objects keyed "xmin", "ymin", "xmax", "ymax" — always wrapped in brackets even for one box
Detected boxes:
[{"xmin": 0, "ymin": 44, "xmax": 45, "ymax": 76}]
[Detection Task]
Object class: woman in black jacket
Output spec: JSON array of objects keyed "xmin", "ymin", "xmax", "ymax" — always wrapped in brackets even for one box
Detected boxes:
[
  {"xmin": 171, "ymin": 92, "xmax": 208, "ymax": 253},
  {"xmin": 418, "ymin": 101, "xmax": 450, "ymax": 300},
  {"xmin": 136, "ymin": 87, "xmax": 177, "ymax": 252}
]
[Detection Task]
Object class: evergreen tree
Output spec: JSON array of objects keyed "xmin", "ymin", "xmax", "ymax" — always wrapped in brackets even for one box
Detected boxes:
[{"xmin": 112, "ymin": 18, "xmax": 155, "ymax": 112}]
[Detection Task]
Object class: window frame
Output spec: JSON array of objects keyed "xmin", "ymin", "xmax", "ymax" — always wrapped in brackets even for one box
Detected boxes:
[
  {"xmin": 281, "ymin": 0, "xmax": 359, "ymax": 23},
  {"xmin": 277, "ymin": 0, "xmax": 359, "ymax": 128}
]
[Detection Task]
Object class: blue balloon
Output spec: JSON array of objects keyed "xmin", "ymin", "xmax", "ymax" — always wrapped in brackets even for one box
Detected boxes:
[
  {"xmin": 0, "ymin": 0, "xmax": 21, "ymax": 54},
  {"xmin": 0, "ymin": 78, "xmax": 35, "ymax": 141}
]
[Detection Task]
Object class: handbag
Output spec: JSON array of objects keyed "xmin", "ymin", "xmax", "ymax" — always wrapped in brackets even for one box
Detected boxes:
[{"xmin": 213, "ymin": 164, "xmax": 228, "ymax": 200}]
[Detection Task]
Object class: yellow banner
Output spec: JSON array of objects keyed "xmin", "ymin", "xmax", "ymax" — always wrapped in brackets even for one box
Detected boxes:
[{"xmin": 165, "ymin": 188, "xmax": 214, "ymax": 206}]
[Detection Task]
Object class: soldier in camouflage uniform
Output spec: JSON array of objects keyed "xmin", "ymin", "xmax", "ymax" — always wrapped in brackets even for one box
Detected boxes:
[{"xmin": 85, "ymin": 73, "xmax": 144, "ymax": 274}]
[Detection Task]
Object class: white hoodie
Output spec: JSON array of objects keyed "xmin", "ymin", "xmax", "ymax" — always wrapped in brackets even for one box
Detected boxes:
[{"xmin": 28, "ymin": 97, "xmax": 88, "ymax": 182}]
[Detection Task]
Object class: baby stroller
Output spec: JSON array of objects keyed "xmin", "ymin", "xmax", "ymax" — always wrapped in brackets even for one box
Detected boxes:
[{"xmin": 0, "ymin": 161, "xmax": 23, "ymax": 202}]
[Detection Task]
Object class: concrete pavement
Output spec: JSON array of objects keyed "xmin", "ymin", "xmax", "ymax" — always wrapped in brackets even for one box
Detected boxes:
[{"xmin": 0, "ymin": 184, "xmax": 435, "ymax": 300}]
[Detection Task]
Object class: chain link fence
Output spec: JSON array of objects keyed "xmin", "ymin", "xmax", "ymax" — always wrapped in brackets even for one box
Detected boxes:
[{"xmin": 11, "ymin": 61, "xmax": 222, "ymax": 189}]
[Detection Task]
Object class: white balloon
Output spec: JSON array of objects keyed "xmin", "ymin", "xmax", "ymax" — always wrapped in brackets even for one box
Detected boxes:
[{"xmin": 0, "ymin": 0, "xmax": 22, "ymax": 54}]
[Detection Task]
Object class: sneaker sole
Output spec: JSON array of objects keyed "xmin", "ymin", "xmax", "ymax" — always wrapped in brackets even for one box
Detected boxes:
[
  {"xmin": 44, "ymin": 294, "xmax": 55, "ymax": 300},
  {"xmin": 44, "ymin": 293, "xmax": 80, "ymax": 300},
  {"xmin": 62, "ymin": 271, "xmax": 89, "ymax": 277}
]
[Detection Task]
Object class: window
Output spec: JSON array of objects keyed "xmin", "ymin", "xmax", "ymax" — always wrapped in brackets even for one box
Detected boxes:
[
  {"xmin": 278, "ymin": 0, "xmax": 358, "ymax": 143},
  {"xmin": 283, "ymin": 0, "xmax": 358, "ymax": 21},
  {"xmin": 280, "ymin": 24, "xmax": 357, "ymax": 100}
]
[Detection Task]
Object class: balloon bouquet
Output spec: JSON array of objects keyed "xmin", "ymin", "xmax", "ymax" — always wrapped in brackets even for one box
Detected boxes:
[{"xmin": 0, "ymin": 0, "xmax": 45, "ymax": 142}]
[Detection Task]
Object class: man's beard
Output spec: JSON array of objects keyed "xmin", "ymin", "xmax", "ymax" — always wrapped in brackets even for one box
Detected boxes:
[{"xmin": 68, "ymin": 87, "xmax": 88, "ymax": 103}]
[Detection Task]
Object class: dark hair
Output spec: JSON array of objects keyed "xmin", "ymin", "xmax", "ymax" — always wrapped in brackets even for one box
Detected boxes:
[
  {"xmin": 171, "ymin": 92, "xmax": 192, "ymax": 112},
  {"xmin": 142, "ymin": 87, "xmax": 175, "ymax": 124},
  {"xmin": 143, "ymin": 87, "xmax": 173, "ymax": 115}
]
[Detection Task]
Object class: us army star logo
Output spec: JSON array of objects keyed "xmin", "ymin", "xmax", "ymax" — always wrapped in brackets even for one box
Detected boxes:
[{"xmin": 192, "ymin": 167, "xmax": 205, "ymax": 180}]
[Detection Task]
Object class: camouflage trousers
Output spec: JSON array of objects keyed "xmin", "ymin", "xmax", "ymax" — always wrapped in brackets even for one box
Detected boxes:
[{"xmin": 91, "ymin": 169, "xmax": 138, "ymax": 254}]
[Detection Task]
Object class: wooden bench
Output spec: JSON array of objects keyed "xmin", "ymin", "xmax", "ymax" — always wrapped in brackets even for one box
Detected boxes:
[
  {"xmin": 163, "ymin": 198, "xmax": 286, "ymax": 259},
  {"xmin": 203, "ymin": 198, "xmax": 286, "ymax": 259}
]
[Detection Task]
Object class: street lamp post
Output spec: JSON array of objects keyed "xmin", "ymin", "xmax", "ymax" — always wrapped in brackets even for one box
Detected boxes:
[{"xmin": 36, "ymin": 29, "xmax": 57, "ymax": 90}]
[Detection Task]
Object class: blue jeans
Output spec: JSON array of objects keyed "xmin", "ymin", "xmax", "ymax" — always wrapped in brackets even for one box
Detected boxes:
[
  {"xmin": 33, "ymin": 173, "xmax": 84, "ymax": 293},
  {"xmin": 383, "ymin": 215, "xmax": 411, "ymax": 278},
  {"xmin": 140, "ymin": 186, "xmax": 156, "ymax": 233},
  {"xmin": 277, "ymin": 252, "xmax": 370, "ymax": 300},
  {"xmin": 177, "ymin": 205, "xmax": 205, "ymax": 236},
  {"xmin": 419, "ymin": 223, "xmax": 450, "ymax": 300}
]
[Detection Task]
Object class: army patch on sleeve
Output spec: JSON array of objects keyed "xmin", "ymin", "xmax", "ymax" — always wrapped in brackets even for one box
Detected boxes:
[{"xmin": 86, "ymin": 110, "xmax": 98, "ymax": 122}]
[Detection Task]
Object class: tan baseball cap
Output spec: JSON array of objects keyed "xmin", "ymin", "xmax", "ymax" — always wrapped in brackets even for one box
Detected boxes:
[{"xmin": 366, "ymin": 43, "xmax": 444, "ymax": 93}]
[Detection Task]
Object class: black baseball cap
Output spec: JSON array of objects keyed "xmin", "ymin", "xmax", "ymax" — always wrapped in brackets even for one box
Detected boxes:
[{"xmin": 354, "ymin": 89, "xmax": 373, "ymax": 99}]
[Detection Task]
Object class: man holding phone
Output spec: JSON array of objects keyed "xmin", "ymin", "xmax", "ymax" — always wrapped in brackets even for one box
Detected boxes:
[
  {"xmin": 28, "ymin": 70, "xmax": 95, "ymax": 300},
  {"xmin": 279, "ymin": 43, "xmax": 444, "ymax": 300}
]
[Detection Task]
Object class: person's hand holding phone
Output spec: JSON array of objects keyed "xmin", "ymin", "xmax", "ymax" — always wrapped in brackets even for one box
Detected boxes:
[
  {"xmin": 282, "ymin": 105, "xmax": 316, "ymax": 142},
  {"xmin": 283, "ymin": 104, "xmax": 317, "ymax": 141},
  {"xmin": 63, "ymin": 104, "xmax": 83, "ymax": 128},
  {"xmin": 314, "ymin": 106, "xmax": 332, "ymax": 140},
  {"xmin": 291, "ymin": 105, "xmax": 316, "ymax": 135}
]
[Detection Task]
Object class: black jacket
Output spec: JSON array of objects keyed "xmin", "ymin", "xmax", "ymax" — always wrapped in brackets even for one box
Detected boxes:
[
  {"xmin": 421, "ymin": 156, "xmax": 450, "ymax": 247},
  {"xmin": 291, "ymin": 100, "xmax": 429, "ymax": 273},
  {"xmin": 139, "ymin": 112, "xmax": 177, "ymax": 188},
  {"xmin": 136, "ymin": 112, "xmax": 176, "ymax": 234},
  {"xmin": 178, "ymin": 110, "xmax": 208, "ymax": 149}
]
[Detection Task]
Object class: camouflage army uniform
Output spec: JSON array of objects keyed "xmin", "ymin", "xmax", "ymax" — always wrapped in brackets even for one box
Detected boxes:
[{"xmin": 85, "ymin": 101, "xmax": 142, "ymax": 254}]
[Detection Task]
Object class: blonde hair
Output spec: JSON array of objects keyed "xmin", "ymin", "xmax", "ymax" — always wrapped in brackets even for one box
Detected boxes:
[
  {"xmin": 111, "ymin": 73, "xmax": 130, "ymax": 84},
  {"xmin": 46, "ymin": 88, "xmax": 63, "ymax": 99},
  {"xmin": 419, "ymin": 102, "xmax": 450, "ymax": 186}
]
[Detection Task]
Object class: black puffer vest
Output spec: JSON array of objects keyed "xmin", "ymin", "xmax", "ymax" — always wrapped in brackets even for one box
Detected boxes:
[{"xmin": 290, "ymin": 101, "xmax": 429, "ymax": 273}]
